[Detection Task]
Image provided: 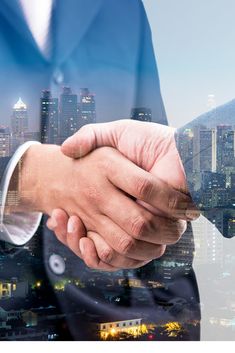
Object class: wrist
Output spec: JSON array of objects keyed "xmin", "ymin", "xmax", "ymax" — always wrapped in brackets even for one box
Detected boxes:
[{"xmin": 12, "ymin": 144, "xmax": 62, "ymax": 214}]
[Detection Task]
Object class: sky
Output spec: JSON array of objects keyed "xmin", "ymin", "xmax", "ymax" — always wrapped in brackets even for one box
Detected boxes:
[{"xmin": 143, "ymin": 0, "xmax": 235, "ymax": 127}]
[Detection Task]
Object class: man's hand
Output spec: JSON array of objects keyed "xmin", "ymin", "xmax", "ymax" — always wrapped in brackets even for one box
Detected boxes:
[
  {"xmin": 16, "ymin": 143, "xmax": 195, "ymax": 271},
  {"xmin": 47, "ymin": 120, "xmax": 199, "ymax": 270}
]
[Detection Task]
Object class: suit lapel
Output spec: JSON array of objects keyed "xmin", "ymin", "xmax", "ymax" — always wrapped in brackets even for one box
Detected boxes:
[
  {"xmin": 51, "ymin": 0, "xmax": 104, "ymax": 65},
  {"xmin": 0, "ymin": 0, "xmax": 105, "ymax": 65},
  {"xmin": 0, "ymin": 0, "xmax": 50, "ymax": 63}
]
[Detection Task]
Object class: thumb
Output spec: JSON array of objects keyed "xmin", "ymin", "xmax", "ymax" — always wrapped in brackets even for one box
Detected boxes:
[{"xmin": 61, "ymin": 122, "xmax": 119, "ymax": 158}]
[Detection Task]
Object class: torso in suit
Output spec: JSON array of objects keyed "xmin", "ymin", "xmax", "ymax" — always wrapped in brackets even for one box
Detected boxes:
[{"xmin": 0, "ymin": 0, "xmax": 200, "ymax": 340}]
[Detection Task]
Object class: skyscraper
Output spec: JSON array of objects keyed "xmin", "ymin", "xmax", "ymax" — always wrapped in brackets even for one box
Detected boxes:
[
  {"xmin": 0, "ymin": 126, "xmax": 10, "ymax": 157},
  {"xmin": 11, "ymin": 98, "xmax": 28, "ymax": 135},
  {"xmin": 193, "ymin": 127, "xmax": 216, "ymax": 172},
  {"xmin": 40, "ymin": 90, "xmax": 59, "ymax": 144},
  {"xmin": 79, "ymin": 88, "xmax": 96, "ymax": 127},
  {"xmin": 216, "ymin": 126, "xmax": 234, "ymax": 173},
  {"xmin": 131, "ymin": 107, "xmax": 152, "ymax": 122},
  {"xmin": 59, "ymin": 87, "xmax": 78, "ymax": 142}
]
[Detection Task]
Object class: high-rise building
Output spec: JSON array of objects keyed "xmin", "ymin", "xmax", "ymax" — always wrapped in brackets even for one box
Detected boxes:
[
  {"xmin": 11, "ymin": 98, "xmax": 28, "ymax": 135},
  {"xmin": 217, "ymin": 125, "xmax": 234, "ymax": 173},
  {"xmin": 131, "ymin": 107, "xmax": 152, "ymax": 122},
  {"xmin": 79, "ymin": 88, "xmax": 96, "ymax": 126},
  {"xmin": 193, "ymin": 128, "xmax": 216, "ymax": 172},
  {"xmin": 0, "ymin": 278, "xmax": 28, "ymax": 299},
  {"xmin": 227, "ymin": 216, "xmax": 235, "ymax": 238},
  {"xmin": 40, "ymin": 90, "xmax": 59, "ymax": 144},
  {"xmin": 201, "ymin": 171, "xmax": 226, "ymax": 191},
  {"xmin": 0, "ymin": 126, "xmax": 10, "ymax": 157},
  {"xmin": 207, "ymin": 94, "xmax": 216, "ymax": 111},
  {"xmin": 59, "ymin": 87, "xmax": 78, "ymax": 142},
  {"xmin": 176, "ymin": 128, "xmax": 194, "ymax": 173},
  {"xmin": 193, "ymin": 213, "xmax": 224, "ymax": 265}
]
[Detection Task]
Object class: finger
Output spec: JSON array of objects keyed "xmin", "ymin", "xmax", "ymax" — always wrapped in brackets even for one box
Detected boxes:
[
  {"xmin": 96, "ymin": 215, "xmax": 166, "ymax": 261},
  {"xmin": 61, "ymin": 122, "xmax": 120, "ymax": 158},
  {"xmin": 79, "ymin": 236, "xmax": 120, "ymax": 272},
  {"xmin": 87, "ymin": 232, "xmax": 150, "ymax": 269},
  {"xmin": 47, "ymin": 209, "xmax": 69, "ymax": 246},
  {"xmin": 105, "ymin": 150, "xmax": 198, "ymax": 221},
  {"xmin": 99, "ymin": 184, "xmax": 187, "ymax": 244},
  {"xmin": 66, "ymin": 215, "xmax": 87, "ymax": 258}
]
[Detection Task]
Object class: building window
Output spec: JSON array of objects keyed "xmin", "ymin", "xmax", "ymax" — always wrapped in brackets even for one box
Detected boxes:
[{"xmin": 102, "ymin": 325, "xmax": 106, "ymax": 330}]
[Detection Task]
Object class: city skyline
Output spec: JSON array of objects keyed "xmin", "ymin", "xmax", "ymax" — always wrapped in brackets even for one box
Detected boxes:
[{"xmin": 144, "ymin": 0, "xmax": 235, "ymax": 127}]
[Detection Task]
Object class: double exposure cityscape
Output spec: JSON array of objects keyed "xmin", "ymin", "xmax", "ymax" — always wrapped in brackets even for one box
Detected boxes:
[{"xmin": 0, "ymin": 88, "xmax": 234, "ymax": 340}]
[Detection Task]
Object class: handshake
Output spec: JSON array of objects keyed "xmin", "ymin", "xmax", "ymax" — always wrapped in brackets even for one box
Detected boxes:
[{"xmin": 18, "ymin": 120, "xmax": 199, "ymax": 271}]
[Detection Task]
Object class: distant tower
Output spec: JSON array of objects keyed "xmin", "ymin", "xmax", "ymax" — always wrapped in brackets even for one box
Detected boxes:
[
  {"xmin": 131, "ymin": 107, "xmax": 152, "ymax": 122},
  {"xmin": 79, "ymin": 88, "xmax": 96, "ymax": 126},
  {"xmin": 11, "ymin": 97, "xmax": 28, "ymax": 135},
  {"xmin": 40, "ymin": 90, "xmax": 59, "ymax": 144},
  {"xmin": 216, "ymin": 125, "xmax": 234, "ymax": 173},
  {"xmin": 193, "ymin": 127, "xmax": 217, "ymax": 172},
  {"xmin": 59, "ymin": 87, "xmax": 78, "ymax": 142},
  {"xmin": 0, "ymin": 126, "xmax": 10, "ymax": 157},
  {"xmin": 207, "ymin": 94, "xmax": 216, "ymax": 111}
]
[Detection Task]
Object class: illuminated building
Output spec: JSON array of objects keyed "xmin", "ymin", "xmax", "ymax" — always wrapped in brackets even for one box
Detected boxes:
[
  {"xmin": 177, "ymin": 129, "xmax": 194, "ymax": 173},
  {"xmin": 117, "ymin": 278, "xmax": 143, "ymax": 288},
  {"xmin": 96, "ymin": 318, "xmax": 147, "ymax": 340},
  {"xmin": 131, "ymin": 107, "xmax": 152, "ymax": 122},
  {"xmin": 192, "ymin": 214, "xmax": 223, "ymax": 265},
  {"xmin": 0, "ymin": 279, "xmax": 28, "ymax": 299},
  {"xmin": 227, "ymin": 216, "xmax": 235, "ymax": 238},
  {"xmin": 79, "ymin": 88, "xmax": 96, "ymax": 126},
  {"xmin": 40, "ymin": 90, "xmax": 59, "ymax": 144},
  {"xmin": 201, "ymin": 129, "xmax": 217, "ymax": 172},
  {"xmin": 0, "ymin": 127, "xmax": 10, "ymax": 157},
  {"xmin": 59, "ymin": 87, "xmax": 78, "ymax": 141},
  {"xmin": 164, "ymin": 322, "xmax": 183, "ymax": 337},
  {"xmin": 11, "ymin": 98, "xmax": 28, "ymax": 135},
  {"xmin": 217, "ymin": 125, "xmax": 234, "ymax": 173},
  {"xmin": 10, "ymin": 131, "xmax": 40, "ymax": 155},
  {"xmin": 207, "ymin": 94, "xmax": 216, "ymax": 110},
  {"xmin": 158, "ymin": 227, "xmax": 194, "ymax": 281},
  {"xmin": 191, "ymin": 126, "xmax": 217, "ymax": 173}
]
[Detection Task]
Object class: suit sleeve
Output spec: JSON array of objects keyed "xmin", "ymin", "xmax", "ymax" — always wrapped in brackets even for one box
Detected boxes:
[
  {"xmin": 0, "ymin": 141, "xmax": 43, "ymax": 245},
  {"xmin": 175, "ymin": 117, "xmax": 235, "ymax": 239}
]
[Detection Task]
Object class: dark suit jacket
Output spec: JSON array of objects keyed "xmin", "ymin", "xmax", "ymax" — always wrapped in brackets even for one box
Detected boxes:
[{"xmin": 0, "ymin": 0, "xmax": 201, "ymax": 341}]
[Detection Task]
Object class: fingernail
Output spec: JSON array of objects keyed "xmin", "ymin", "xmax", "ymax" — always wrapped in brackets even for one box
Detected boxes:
[
  {"xmin": 186, "ymin": 208, "xmax": 200, "ymax": 220},
  {"xmin": 67, "ymin": 217, "xmax": 77, "ymax": 233}
]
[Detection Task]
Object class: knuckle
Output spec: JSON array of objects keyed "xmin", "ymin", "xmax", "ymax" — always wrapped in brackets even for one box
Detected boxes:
[
  {"xmin": 166, "ymin": 220, "xmax": 187, "ymax": 244},
  {"xmin": 167, "ymin": 195, "xmax": 179, "ymax": 211},
  {"xmin": 99, "ymin": 247, "xmax": 113, "ymax": 264},
  {"xmin": 130, "ymin": 215, "xmax": 148, "ymax": 238},
  {"xmin": 96, "ymin": 154, "xmax": 113, "ymax": 173},
  {"xmin": 136, "ymin": 176, "xmax": 154, "ymax": 200},
  {"xmin": 176, "ymin": 220, "xmax": 187, "ymax": 240},
  {"xmin": 119, "ymin": 237, "xmax": 135, "ymax": 255},
  {"xmin": 87, "ymin": 186, "xmax": 102, "ymax": 202}
]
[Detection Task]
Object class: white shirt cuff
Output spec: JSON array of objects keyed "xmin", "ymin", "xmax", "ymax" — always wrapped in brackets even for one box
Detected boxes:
[{"xmin": 0, "ymin": 141, "xmax": 43, "ymax": 246}]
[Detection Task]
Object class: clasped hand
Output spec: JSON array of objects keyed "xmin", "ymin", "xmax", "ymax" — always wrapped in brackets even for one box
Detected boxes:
[{"xmin": 46, "ymin": 120, "xmax": 199, "ymax": 271}]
